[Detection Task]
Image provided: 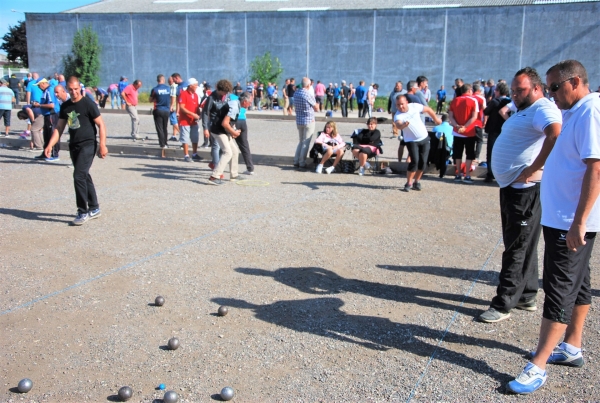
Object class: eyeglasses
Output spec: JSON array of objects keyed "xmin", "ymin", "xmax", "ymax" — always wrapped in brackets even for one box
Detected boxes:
[{"xmin": 549, "ymin": 77, "xmax": 574, "ymax": 92}]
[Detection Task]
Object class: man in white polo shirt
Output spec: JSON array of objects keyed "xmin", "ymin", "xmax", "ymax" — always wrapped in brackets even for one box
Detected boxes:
[
  {"xmin": 394, "ymin": 94, "xmax": 441, "ymax": 192},
  {"xmin": 507, "ymin": 60, "xmax": 600, "ymax": 395},
  {"xmin": 479, "ymin": 67, "xmax": 562, "ymax": 324}
]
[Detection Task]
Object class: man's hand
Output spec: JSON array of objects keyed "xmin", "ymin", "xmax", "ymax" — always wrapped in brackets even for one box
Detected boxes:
[
  {"xmin": 204, "ymin": 129, "xmax": 210, "ymax": 139},
  {"xmin": 515, "ymin": 166, "xmax": 536, "ymax": 183},
  {"xmin": 98, "ymin": 144, "xmax": 108, "ymax": 159},
  {"xmin": 566, "ymin": 223, "xmax": 587, "ymax": 252},
  {"xmin": 43, "ymin": 145, "xmax": 52, "ymax": 158},
  {"xmin": 457, "ymin": 126, "xmax": 466, "ymax": 134},
  {"xmin": 232, "ymin": 130, "xmax": 241, "ymax": 139}
]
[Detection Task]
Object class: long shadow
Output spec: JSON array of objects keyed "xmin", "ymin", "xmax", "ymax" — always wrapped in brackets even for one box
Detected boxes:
[
  {"xmin": 280, "ymin": 181, "xmax": 396, "ymax": 191},
  {"xmin": 212, "ymin": 296, "xmax": 516, "ymax": 385},
  {"xmin": 377, "ymin": 265, "xmax": 498, "ymax": 286},
  {"xmin": 592, "ymin": 289, "xmax": 600, "ymax": 298},
  {"xmin": 119, "ymin": 163, "xmax": 211, "ymax": 184},
  {"xmin": 0, "ymin": 208, "xmax": 72, "ymax": 223},
  {"xmin": 235, "ymin": 267, "xmax": 489, "ymax": 318}
]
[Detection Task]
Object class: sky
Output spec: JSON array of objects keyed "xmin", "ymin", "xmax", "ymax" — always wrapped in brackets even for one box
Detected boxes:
[{"xmin": 0, "ymin": 0, "xmax": 99, "ymax": 48}]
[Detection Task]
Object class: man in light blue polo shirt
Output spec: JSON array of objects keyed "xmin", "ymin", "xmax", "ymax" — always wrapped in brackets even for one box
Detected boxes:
[{"xmin": 0, "ymin": 79, "xmax": 15, "ymax": 137}]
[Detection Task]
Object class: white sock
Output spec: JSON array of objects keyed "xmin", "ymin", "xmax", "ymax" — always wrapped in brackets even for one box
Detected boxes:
[{"xmin": 560, "ymin": 342, "xmax": 581, "ymax": 354}]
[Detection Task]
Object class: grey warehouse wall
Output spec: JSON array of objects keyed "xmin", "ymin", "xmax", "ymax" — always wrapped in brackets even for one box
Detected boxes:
[{"xmin": 26, "ymin": 4, "xmax": 600, "ymax": 95}]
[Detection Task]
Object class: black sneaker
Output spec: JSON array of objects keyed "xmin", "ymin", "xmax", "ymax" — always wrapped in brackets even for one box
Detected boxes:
[
  {"xmin": 412, "ymin": 181, "xmax": 422, "ymax": 191},
  {"xmin": 208, "ymin": 176, "xmax": 224, "ymax": 186},
  {"xmin": 454, "ymin": 174, "xmax": 462, "ymax": 182},
  {"xmin": 401, "ymin": 183, "xmax": 411, "ymax": 192},
  {"xmin": 516, "ymin": 299, "xmax": 537, "ymax": 311},
  {"xmin": 464, "ymin": 176, "xmax": 474, "ymax": 184},
  {"xmin": 192, "ymin": 154, "xmax": 203, "ymax": 161},
  {"xmin": 34, "ymin": 154, "xmax": 46, "ymax": 160}
]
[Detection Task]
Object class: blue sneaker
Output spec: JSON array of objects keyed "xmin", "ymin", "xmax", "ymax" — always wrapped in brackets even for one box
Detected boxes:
[
  {"xmin": 45, "ymin": 156, "xmax": 60, "ymax": 162},
  {"xmin": 507, "ymin": 362, "xmax": 547, "ymax": 394},
  {"xmin": 89, "ymin": 208, "xmax": 101, "ymax": 220},
  {"xmin": 527, "ymin": 343, "xmax": 584, "ymax": 367}
]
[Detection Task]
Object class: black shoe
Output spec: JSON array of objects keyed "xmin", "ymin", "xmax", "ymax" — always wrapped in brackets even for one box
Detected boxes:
[
  {"xmin": 401, "ymin": 183, "xmax": 411, "ymax": 192},
  {"xmin": 192, "ymin": 154, "xmax": 203, "ymax": 161},
  {"xmin": 412, "ymin": 181, "xmax": 422, "ymax": 191}
]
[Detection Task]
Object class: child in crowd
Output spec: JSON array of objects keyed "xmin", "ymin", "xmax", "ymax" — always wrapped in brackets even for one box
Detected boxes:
[{"xmin": 315, "ymin": 121, "xmax": 346, "ymax": 174}]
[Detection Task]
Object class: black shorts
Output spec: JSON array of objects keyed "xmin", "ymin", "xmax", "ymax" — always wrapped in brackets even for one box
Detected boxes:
[
  {"xmin": 405, "ymin": 137, "xmax": 430, "ymax": 172},
  {"xmin": 353, "ymin": 145, "xmax": 375, "ymax": 158},
  {"xmin": 542, "ymin": 226, "xmax": 596, "ymax": 324},
  {"xmin": 452, "ymin": 136, "xmax": 476, "ymax": 161}
]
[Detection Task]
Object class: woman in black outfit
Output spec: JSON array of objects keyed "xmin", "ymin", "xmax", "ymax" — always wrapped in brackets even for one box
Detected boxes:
[{"xmin": 351, "ymin": 117, "xmax": 381, "ymax": 175}]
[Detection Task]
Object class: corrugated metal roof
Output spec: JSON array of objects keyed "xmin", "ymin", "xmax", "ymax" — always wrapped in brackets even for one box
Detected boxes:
[{"xmin": 63, "ymin": 0, "xmax": 599, "ymax": 13}]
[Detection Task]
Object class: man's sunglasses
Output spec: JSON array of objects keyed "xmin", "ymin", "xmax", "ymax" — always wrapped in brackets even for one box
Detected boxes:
[{"xmin": 549, "ymin": 77, "xmax": 574, "ymax": 92}]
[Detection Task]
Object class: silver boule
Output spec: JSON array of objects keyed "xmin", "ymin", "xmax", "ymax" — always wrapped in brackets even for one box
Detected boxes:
[
  {"xmin": 118, "ymin": 385, "xmax": 133, "ymax": 401},
  {"xmin": 220, "ymin": 386, "xmax": 235, "ymax": 401},
  {"xmin": 217, "ymin": 306, "xmax": 228, "ymax": 316},
  {"xmin": 168, "ymin": 337, "xmax": 180, "ymax": 350},
  {"xmin": 163, "ymin": 390, "xmax": 178, "ymax": 403},
  {"xmin": 17, "ymin": 378, "xmax": 33, "ymax": 393},
  {"xmin": 155, "ymin": 296, "xmax": 165, "ymax": 306}
]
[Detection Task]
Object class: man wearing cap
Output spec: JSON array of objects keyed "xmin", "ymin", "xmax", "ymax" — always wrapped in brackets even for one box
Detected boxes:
[
  {"xmin": 0, "ymin": 79, "xmax": 15, "ymax": 137},
  {"xmin": 118, "ymin": 76, "xmax": 128, "ymax": 110},
  {"xmin": 32, "ymin": 78, "xmax": 59, "ymax": 161},
  {"xmin": 178, "ymin": 78, "xmax": 200, "ymax": 162},
  {"xmin": 121, "ymin": 79, "xmax": 142, "ymax": 141}
]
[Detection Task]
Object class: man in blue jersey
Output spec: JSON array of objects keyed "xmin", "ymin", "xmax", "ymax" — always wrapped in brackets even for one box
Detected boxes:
[{"xmin": 149, "ymin": 74, "xmax": 172, "ymax": 158}]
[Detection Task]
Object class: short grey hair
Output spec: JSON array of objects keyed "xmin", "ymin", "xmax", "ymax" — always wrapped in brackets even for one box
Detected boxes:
[
  {"xmin": 239, "ymin": 91, "xmax": 252, "ymax": 103},
  {"xmin": 546, "ymin": 59, "xmax": 589, "ymax": 86},
  {"xmin": 302, "ymin": 77, "xmax": 311, "ymax": 88}
]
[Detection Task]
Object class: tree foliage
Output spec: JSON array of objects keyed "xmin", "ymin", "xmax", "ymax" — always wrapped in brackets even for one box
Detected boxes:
[
  {"xmin": 62, "ymin": 25, "xmax": 102, "ymax": 87},
  {"xmin": 249, "ymin": 52, "xmax": 283, "ymax": 84},
  {"xmin": 1, "ymin": 21, "xmax": 28, "ymax": 67}
]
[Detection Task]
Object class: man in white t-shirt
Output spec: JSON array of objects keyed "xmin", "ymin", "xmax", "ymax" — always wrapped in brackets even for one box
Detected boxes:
[
  {"xmin": 479, "ymin": 68, "xmax": 562, "ymax": 324},
  {"xmin": 394, "ymin": 95, "xmax": 441, "ymax": 192},
  {"xmin": 508, "ymin": 60, "xmax": 600, "ymax": 395}
]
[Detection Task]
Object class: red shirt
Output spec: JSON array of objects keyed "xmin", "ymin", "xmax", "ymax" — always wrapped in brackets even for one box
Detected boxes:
[
  {"xmin": 122, "ymin": 84, "xmax": 139, "ymax": 106},
  {"xmin": 449, "ymin": 95, "xmax": 480, "ymax": 137},
  {"xmin": 178, "ymin": 89, "xmax": 199, "ymax": 126}
]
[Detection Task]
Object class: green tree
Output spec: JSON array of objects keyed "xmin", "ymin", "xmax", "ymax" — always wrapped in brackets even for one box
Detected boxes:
[
  {"xmin": 1, "ymin": 21, "xmax": 28, "ymax": 67},
  {"xmin": 249, "ymin": 52, "xmax": 283, "ymax": 85},
  {"xmin": 62, "ymin": 25, "xmax": 102, "ymax": 87}
]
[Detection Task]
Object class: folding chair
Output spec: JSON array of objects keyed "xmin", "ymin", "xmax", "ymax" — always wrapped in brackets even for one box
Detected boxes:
[{"xmin": 350, "ymin": 128, "xmax": 384, "ymax": 175}]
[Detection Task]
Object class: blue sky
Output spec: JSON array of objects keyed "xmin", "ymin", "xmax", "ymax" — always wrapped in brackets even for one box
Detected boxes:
[{"xmin": 1, "ymin": 0, "xmax": 99, "ymax": 46}]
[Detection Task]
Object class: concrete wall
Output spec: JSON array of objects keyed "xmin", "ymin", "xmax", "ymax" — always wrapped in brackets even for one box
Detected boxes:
[{"xmin": 26, "ymin": 3, "xmax": 600, "ymax": 94}]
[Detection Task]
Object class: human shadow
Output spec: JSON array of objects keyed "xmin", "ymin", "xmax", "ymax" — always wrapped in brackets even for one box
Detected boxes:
[
  {"xmin": 280, "ymin": 181, "xmax": 395, "ymax": 191},
  {"xmin": 235, "ymin": 267, "xmax": 489, "ymax": 318},
  {"xmin": 377, "ymin": 264, "xmax": 498, "ymax": 286},
  {"xmin": 119, "ymin": 163, "xmax": 210, "ymax": 184},
  {"xmin": 211, "ymin": 296, "xmax": 517, "ymax": 384},
  {"xmin": 0, "ymin": 208, "xmax": 73, "ymax": 223}
]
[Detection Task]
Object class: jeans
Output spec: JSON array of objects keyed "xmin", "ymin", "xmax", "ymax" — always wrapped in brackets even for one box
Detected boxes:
[
  {"xmin": 357, "ymin": 102, "xmax": 365, "ymax": 117},
  {"xmin": 212, "ymin": 133, "xmax": 239, "ymax": 178},
  {"xmin": 294, "ymin": 121, "xmax": 316, "ymax": 167},
  {"xmin": 210, "ymin": 132, "xmax": 221, "ymax": 165},
  {"xmin": 340, "ymin": 98, "xmax": 348, "ymax": 117},
  {"xmin": 234, "ymin": 120, "xmax": 254, "ymax": 172},
  {"xmin": 490, "ymin": 184, "xmax": 541, "ymax": 313},
  {"xmin": 70, "ymin": 142, "xmax": 99, "ymax": 214},
  {"xmin": 110, "ymin": 88, "xmax": 120, "ymax": 109},
  {"xmin": 153, "ymin": 109, "xmax": 169, "ymax": 147},
  {"xmin": 126, "ymin": 105, "xmax": 140, "ymax": 138}
]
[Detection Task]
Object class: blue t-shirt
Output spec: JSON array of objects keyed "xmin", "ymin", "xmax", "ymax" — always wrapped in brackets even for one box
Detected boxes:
[
  {"xmin": 26, "ymin": 79, "xmax": 43, "ymax": 103},
  {"xmin": 118, "ymin": 80, "xmax": 128, "ymax": 94},
  {"xmin": 151, "ymin": 84, "xmax": 171, "ymax": 111},
  {"xmin": 0, "ymin": 87, "xmax": 14, "ymax": 110},
  {"xmin": 437, "ymin": 89, "xmax": 447, "ymax": 101},
  {"xmin": 355, "ymin": 86, "xmax": 366, "ymax": 104},
  {"xmin": 23, "ymin": 105, "xmax": 43, "ymax": 119},
  {"xmin": 229, "ymin": 94, "xmax": 246, "ymax": 120},
  {"xmin": 40, "ymin": 88, "xmax": 56, "ymax": 116},
  {"xmin": 334, "ymin": 87, "xmax": 340, "ymax": 97},
  {"xmin": 267, "ymin": 85, "xmax": 275, "ymax": 97},
  {"xmin": 433, "ymin": 121, "xmax": 454, "ymax": 148}
]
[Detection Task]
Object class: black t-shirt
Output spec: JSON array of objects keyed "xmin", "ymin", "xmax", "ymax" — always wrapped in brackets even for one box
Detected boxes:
[
  {"xmin": 59, "ymin": 96, "xmax": 101, "ymax": 147},
  {"xmin": 341, "ymin": 86, "xmax": 350, "ymax": 99},
  {"xmin": 8, "ymin": 78, "xmax": 20, "ymax": 89},
  {"xmin": 353, "ymin": 129, "xmax": 381, "ymax": 146},
  {"xmin": 256, "ymin": 87, "xmax": 263, "ymax": 97},
  {"xmin": 287, "ymin": 84, "xmax": 296, "ymax": 98}
]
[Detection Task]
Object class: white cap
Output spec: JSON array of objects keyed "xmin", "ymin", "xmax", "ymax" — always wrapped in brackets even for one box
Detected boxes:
[{"xmin": 187, "ymin": 78, "xmax": 198, "ymax": 86}]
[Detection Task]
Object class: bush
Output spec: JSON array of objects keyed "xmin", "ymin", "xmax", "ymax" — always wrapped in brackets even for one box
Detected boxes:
[{"xmin": 137, "ymin": 91, "xmax": 150, "ymax": 104}]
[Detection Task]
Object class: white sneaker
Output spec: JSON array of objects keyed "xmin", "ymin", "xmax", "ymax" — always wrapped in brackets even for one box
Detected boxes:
[
  {"xmin": 358, "ymin": 167, "xmax": 365, "ymax": 176},
  {"xmin": 365, "ymin": 162, "xmax": 372, "ymax": 170},
  {"xmin": 242, "ymin": 170, "xmax": 254, "ymax": 175},
  {"xmin": 315, "ymin": 164, "xmax": 323, "ymax": 174},
  {"xmin": 325, "ymin": 166, "xmax": 335, "ymax": 174}
]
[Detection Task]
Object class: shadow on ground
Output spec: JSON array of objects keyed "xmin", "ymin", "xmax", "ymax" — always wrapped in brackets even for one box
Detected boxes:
[{"xmin": 0, "ymin": 208, "xmax": 73, "ymax": 223}]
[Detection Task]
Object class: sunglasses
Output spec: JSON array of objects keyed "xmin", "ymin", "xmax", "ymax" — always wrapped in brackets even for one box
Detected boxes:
[{"xmin": 549, "ymin": 77, "xmax": 574, "ymax": 92}]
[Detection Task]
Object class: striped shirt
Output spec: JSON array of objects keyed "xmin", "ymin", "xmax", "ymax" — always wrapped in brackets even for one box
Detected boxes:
[
  {"xmin": 293, "ymin": 88, "xmax": 316, "ymax": 126},
  {"xmin": 0, "ymin": 87, "xmax": 14, "ymax": 110},
  {"xmin": 491, "ymin": 97, "xmax": 562, "ymax": 188}
]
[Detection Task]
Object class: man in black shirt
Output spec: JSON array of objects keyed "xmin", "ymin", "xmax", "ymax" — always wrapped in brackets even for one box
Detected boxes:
[
  {"xmin": 286, "ymin": 78, "xmax": 296, "ymax": 115},
  {"xmin": 340, "ymin": 80, "xmax": 350, "ymax": 118},
  {"xmin": 44, "ymin": 76, "xmax": 107, "ymax": 226}
]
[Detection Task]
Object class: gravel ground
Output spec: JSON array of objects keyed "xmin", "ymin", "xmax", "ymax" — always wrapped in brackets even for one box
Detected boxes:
[{"xmin": 0, "ymin": 111, "xmax": 598, "ymax": 403}]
